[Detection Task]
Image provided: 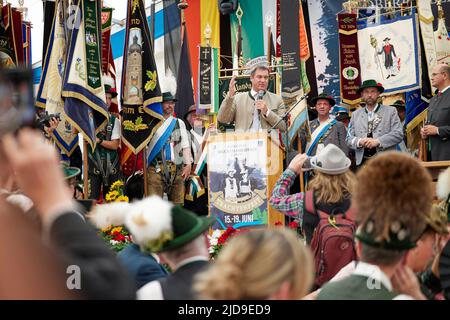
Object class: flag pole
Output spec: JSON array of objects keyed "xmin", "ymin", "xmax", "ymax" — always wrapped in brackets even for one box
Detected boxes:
[
  {"xmin": 264, "ymin": 11, "xmax": 274, "ymax": 69},
  {"xmin": 83, "ymin": 140, "xmax": 89, "ymax": 199}
]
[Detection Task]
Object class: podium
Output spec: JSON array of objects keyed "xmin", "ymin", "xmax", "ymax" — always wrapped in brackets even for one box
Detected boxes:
[
  {"xmin": 207, "ymin": 131, "xmax": 285, "ymax": 232},
  {"xmin": 420, "ymin": 161, "xmax": 450, "ymax": 200}
]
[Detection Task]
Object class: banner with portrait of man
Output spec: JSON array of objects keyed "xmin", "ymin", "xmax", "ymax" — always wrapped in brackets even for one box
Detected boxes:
[{"xmin": 358, "ymin": 12, "xmax": 421, "ymax": 94}]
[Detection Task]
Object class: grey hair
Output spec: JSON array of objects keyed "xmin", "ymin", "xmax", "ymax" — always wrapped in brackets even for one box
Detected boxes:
[{"xmin": 250, "ymin": 65, "xmax": 270, "ymax": 77}]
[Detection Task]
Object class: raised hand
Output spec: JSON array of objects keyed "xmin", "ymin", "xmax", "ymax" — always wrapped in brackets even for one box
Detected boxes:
[
  {"xmin": 229, "ymin": 75, "xmax": 237, "ymax": 97},
  {"xmin": 288, "ymin": 153, "xmax": 308, "ymax": 174}
]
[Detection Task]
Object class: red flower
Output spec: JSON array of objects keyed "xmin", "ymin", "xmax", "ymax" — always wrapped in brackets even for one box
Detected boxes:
[
  {"xmin": 274, "ymin": 221, "xmax": 283, "ymax": 226},
  {"xmin": 218, "ymin": 227, "xmax": 238, "ymax": 245},
  {"xmin": 438, "ymin": 35, "xmax": 442, "ymax": 40},
  {"xmin": 288, "ymin": 221, "xmax": 299, "ymax": 229},
  {"xmin": 113, "ymin": 234, "xmax": 126, "ymax": 242}
]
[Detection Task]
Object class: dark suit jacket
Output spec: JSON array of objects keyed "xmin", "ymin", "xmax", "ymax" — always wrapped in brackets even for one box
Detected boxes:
[
  {"xmin": 159, "ymin": 260, "xmax": 209, "ymax": 300},
  {"xmin": 117, "ymin": 243, "xmax": 168, "ymax": 289},
  {"xmin": 50, "ymin": 212, "xmax": 136, "ymax": 299},
  {"xmin": 427, "ymin": 90, "xmax": 450, "ymax": 161}
]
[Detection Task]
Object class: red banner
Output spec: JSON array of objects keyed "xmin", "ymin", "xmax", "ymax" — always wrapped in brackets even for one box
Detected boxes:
[
  {"xmin": 338, "ymin": 13, "xmax": 361, "ymax": 105},
  {"xmin": 276, "ymin": 0, "xmax": 281, "ymax": 57},
  {"xmin": 101, "ymin": 7, "xmax": 118, "ymax": 114},
  {"xmin": 1, "ymin": 4, "xmax": 24, "ymax": 66}
]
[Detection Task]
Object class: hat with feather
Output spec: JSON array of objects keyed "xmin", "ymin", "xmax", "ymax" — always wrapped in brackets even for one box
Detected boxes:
[
  {"xmin": 87, "ymin": 196, "xmax": 214, "ymax": 252},
  {"xmin": 353, "ymin": 152, "xmax": 433, "ymax": 250}
]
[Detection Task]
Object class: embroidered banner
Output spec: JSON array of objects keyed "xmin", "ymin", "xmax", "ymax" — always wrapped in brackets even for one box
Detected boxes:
[
  {"xmin": 0, "ymin": 4, "xmax": 23, "ymax": 67},
  {"xmin": 280, "ymin": 0, "xmax": 301, "ymax": 98},
  {"xmin": 35, "ymin": 0, "xmax": 78, "ymax": 156},
  {"xmin": 199, "ymin": 46, "xmax": 211, "ymax": 107},
  {"xmin": 434, "ymin": 6, "xmax": 450, "ymax": 65},
  {"xmin": 198, "ymin": 46, "xmax": 219, "ymax": 111},
  {"xmin": 338, "ymin": 13, "xmax": 362, "ymax": 105},
  {"xmin": 62, "ymin": 0, "xmax": 109, "ymax": 149},
  {"xmin": 417, "ymin": 0, "xmax": 438, "ymax": 89},
  {"xmin": 101, "ymin": 7, "xmax": 118, "ymax": 115},
  {"xmin": 121, "ymin": 0, "xmax": 164, "ymax": 154},
  {"xmin": 358, "ymin": 12, "xmax": 421, "ymax": 95}
]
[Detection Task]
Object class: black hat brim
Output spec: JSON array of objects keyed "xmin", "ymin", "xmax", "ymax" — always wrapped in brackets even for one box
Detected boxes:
[
  {"xmin": 311, "ymin": 96, "xmax": 336, "ymax": 107},
  {"xmin": 357, "ymin": 86, "xmax": 384, "ymax": 94}
]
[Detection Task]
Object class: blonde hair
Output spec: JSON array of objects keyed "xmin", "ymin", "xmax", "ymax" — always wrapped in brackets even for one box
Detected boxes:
[
  {"xmin": 307, "ymin": 171, "xmax": 355, "ymax": 203},
  {"xmin": 194, "ymin": 228, "xmax": 314, "ymax": 300}
]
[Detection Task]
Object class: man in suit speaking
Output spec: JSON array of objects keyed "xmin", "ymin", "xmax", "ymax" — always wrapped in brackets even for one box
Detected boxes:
[{"xmin": 217, "ymin": 65, "xmax": 286, "ymax": 133}]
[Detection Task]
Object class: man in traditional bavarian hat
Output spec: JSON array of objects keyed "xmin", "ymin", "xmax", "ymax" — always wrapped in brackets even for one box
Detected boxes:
[
  {"xmin": 182, "ymin": 104, "xmax": 210, "ymax": 216},
  {"xmin": 89, "ymin": 196, "xmax": 214, "ymax": 299},
  {"xmin": 302, "ymin": 93, "xmax": 348, "ymax": 157},
  {"xmin": 346, "ymin": 80, "xmax": 403, "ymax": 167},
  {"xmin": 146, "ymin": 92, "xmax": 192, "ymax": 205},
  {"xmin": 332, "ymin": 105, "xmax": 351, "ymax": 128},
  {"xmin": 87, "ymin": 84, "xmax": 122, "ymax": 200},
  {"xmin": 318, "ymin": 152, "xmax": 433, "ymax": 300}
]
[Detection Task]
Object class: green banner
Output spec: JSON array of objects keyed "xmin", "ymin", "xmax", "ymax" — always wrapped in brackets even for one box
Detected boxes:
[
  {"xmin": 218, "ymin": 74, "xmax": 276, "ymax": 107},
  {"xmin": 84, "ymin": 0, "xmax": 102, "ymax": 89},
  {"xmin": 230, "ymin": 0, "xmax": 264, "ymax": 63}
]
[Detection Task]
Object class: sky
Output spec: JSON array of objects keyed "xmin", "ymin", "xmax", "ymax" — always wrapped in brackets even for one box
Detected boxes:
[{"xmin": 8, "ymin": 0, "xmax": 129, "ymax": 65}]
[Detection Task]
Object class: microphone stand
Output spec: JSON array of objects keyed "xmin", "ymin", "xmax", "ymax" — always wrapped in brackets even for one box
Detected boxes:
[{"xmin": 268, "ymin": 93, "xmax": 308, "ymax": 168}]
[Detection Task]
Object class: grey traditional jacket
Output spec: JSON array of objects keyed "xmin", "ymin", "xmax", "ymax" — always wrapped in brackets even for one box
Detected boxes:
[
  {"xmin": 307, "ymin": 119, "xmax": 349, "ymax": 156},
  {"xmin": 346, "ymin": 104, "xmax": 403, "ymax": 165}
]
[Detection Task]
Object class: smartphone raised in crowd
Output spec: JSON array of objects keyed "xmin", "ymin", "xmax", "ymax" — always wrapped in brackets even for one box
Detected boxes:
[{"xmin": 0, "ymin": 68, "xmax": 36, "ymax": 137}]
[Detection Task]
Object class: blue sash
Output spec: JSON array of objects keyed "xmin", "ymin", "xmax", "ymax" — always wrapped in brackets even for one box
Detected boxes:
[
  {"xmin": 306, "ymin": 119, "xmax": 336, "ymax": 156},
  {"xmin": 146, "ymin": 117, "xmax": 177, "ymax": 166}
]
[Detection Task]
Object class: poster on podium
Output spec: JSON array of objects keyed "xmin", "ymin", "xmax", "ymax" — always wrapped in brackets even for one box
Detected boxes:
[{"xmin": 208, "ymin": 137, "xmax": 268, "ymax": 231}]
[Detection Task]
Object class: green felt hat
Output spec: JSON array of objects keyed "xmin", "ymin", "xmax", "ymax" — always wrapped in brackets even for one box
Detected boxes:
[
  {"xmin": 357, "ymin": 79, "xmax": 384, "ymax": 94},
  {"xmin": 162, "ymin": 91, "xmax": 178, "ymax": 102},
  {"xmin": 311, "ymin": 93, "xmax": 336, "ymax": 107},
  {"xmin": 156, "ymin": 206, "xmax": 215, "ymax": 252}
]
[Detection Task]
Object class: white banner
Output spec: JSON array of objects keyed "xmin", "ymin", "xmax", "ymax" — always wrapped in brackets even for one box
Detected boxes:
[{"xmin": 358, "ymin": 14, "xmax": 421, "ymax": 94}]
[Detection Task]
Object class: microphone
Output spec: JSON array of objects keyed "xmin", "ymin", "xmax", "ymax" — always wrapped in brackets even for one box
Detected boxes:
[
  {"xmin": 256, "ymin": 90, "xmax": 265, "ymax": 100},
  {"xmin": 256, "ymin": 90, "xmax": 265, "ymax": 114}
]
